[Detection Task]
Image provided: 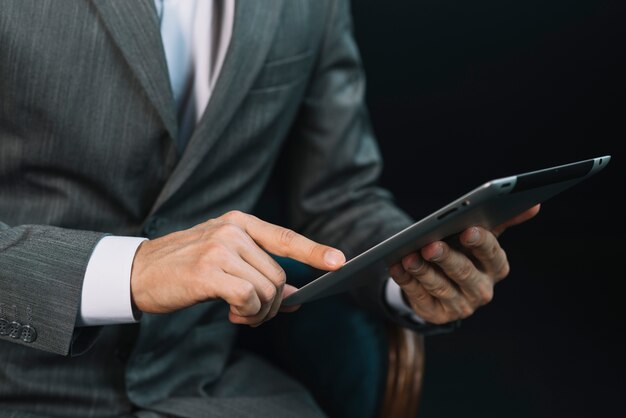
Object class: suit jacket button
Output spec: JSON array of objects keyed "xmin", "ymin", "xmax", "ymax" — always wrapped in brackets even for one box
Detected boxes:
[
  {"xmin": 20, "ymin": 325, "xmax": 37, "ymax": 343},
  {"xmin": 8, "ymin": 321, "xmax": 22, "ymax": 339},
  {"xmin": 0, "ymin": 318, "xmax": 8, "ymax": 336}
]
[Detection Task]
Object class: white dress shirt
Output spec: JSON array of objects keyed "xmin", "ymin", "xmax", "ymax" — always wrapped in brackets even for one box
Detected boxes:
[
  {"xmin": 78, "ymin": 0, "xmax": 421, "ymax": 326},
  {"xmin": 78, "ymin": 0, "xmax": 234, "ymax": 326}
]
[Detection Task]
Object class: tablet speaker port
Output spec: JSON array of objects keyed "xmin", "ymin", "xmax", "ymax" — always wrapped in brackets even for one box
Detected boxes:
[{"xmin": 437, "ymin": 207, "xmax": 458, "ymax": 220}]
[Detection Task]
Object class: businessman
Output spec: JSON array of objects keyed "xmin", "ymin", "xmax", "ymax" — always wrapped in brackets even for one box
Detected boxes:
[{"xmin": 0, "ymin": 1, "xmax": 537, "ymax": 416}]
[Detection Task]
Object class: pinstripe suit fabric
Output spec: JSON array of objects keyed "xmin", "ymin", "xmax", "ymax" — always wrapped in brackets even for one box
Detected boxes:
[{"xmin": 0, "ymin": 0, "xmax": 414, "ymax": 416}]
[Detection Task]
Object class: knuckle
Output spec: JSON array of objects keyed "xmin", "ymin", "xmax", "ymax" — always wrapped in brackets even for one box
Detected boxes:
[
  {"xmin": 269, "ymin": 256, "xmax": 285, "ymax": 277},
  {"xmin": 412, "ymin": 290, "xmax": 430, "ymax": 304},
  {"xmin": 458, "ymin": 304, "xmax": 475, "ymax": 319},
  {"xmin": 205, "ymin": 219, "xmax": 218, "ymax": 229},
  {"xmin": 228, "ymin": 312, "xmax": 247, "ymax": 325},
  {"xmin": 486, "ymin": 243, "xmax": 500, "ymax": 261},
  {"xmin": 223, "ymin": 210, "xmax": 245, "ymax": 222},
  {"xmin": 259, "ymin": 284, "xmax": 277, "ymax": 304},
  {"xmin": 307, "ymin": 244, "xmax": 318, "ymax": 260},
  {"xmin": 496, "ymin": 265, "xmax": 510, "ymax": 280},
  {"xmin": 203, "ymin": 242, "xmax": 228, "ymax": 260},
  {"xmin": 430, "ymin": 283, "xmax": 453, "ymax": 299},
  {"xmin": 495, "ymin": 257, "xmax": 510, "ymax": 279},
  {"xmin": 274, "ymin": 269, "xmax": 287, "ymax": 287},
  {"xmin": 279, "ymin": 228, "xmax": 298, "ymax": 248},
  {"xmin": 216, "ymin": 222, "xmax": 244, "ymax": 238},
  {"xmin": 478, "ymin": 286, "xmax": 494, "ymax": 305},
  {"xmin": 454, "ymin": 262, "xmax": 475, "ymax": 282},
  {"xmin": 233, "ymin": 282, "xmax": 256, "ymax": 306}
]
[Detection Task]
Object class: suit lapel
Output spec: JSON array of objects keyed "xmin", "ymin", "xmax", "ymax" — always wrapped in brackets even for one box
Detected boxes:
[
  {"xmin": 150, "ymin": 0, "xmax": 285, "ymax": 212},
  {"xmin": 91, "ymin": 0, "xmax": 178, "ymax": 140}
]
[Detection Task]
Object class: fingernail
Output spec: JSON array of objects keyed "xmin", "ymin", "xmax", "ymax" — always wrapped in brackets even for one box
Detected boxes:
[
  {"xmin": 409, "ymin": 257, "xmax": 423, "ymax": 271},
  {"xmin": 430, "ymin": 245, "xmax": 443, "ymax": 260},
  {"xmin": 466, "ymin": 228, "xmax": 480, "ymax": 245},
  {"xmin": 324, "ymin": 250, "xmax": 344, "ymax": 267}
]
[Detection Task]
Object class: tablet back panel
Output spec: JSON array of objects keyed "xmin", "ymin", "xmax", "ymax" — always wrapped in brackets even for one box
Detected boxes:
[{"xmin": 283, "ymin": 156, "xmax": 610, "ymax": 306}]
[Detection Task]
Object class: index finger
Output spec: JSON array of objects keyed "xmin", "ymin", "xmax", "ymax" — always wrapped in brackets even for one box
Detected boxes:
[{"xmin": 229, "ymin": 212, "xmax": 346, "ymax": 271}]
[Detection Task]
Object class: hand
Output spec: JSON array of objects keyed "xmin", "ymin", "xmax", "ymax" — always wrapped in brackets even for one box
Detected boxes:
[
  {"xmin": 389, "ymin": 205, "xmax": 540, "ymax": 324},
  {"xmin": 131, "ymin": 211, "xmax": 345, "ymax": 326}
]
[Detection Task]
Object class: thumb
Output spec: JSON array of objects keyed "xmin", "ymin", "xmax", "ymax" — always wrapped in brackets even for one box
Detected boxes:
[
  {"xmin": 492, "ymin": 204, "xmax": 541, "ymax": 237},
  {"xmin": 279, "ymin": 284, "xmax": 301, "ymax": 313}
]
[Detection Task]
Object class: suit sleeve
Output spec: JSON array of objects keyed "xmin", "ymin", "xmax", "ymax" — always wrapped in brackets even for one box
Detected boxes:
[
  {"xmin": 283, "ymin": 0, "xmax": 456, "ymax": 333},
  {"xmin": 0, "ymin": 221, "xmax": 105, "ymax": 355}
]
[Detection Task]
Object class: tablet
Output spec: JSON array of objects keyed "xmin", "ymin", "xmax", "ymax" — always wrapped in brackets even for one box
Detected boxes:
[{"xmin": 282, "ymin": 155, "xmax": 611, "ymax": 306}]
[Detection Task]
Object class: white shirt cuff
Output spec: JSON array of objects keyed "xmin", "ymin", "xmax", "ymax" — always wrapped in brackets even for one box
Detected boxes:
[
  {"xmin": 384, "ymin": 278, "xmax": 426, "ymax": 324},
  {"xmin": 77, "ymin": 236, "xmax": 147, "ymax": 326}
]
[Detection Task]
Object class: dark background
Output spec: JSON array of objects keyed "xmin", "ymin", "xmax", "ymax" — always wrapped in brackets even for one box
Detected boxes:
[{"xmin": 350, "ymin": 0, "xmax": 625, "ymax": 417}]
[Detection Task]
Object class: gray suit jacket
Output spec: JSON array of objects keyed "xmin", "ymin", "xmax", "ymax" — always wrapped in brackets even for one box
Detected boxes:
[{"xmin": 0, "ymin": 0, "xmax": 415, "ymax": 416}]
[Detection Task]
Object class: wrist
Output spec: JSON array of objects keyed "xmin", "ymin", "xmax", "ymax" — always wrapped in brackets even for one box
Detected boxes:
[{"xmin": 130, "ymin": 239, "xmax": 150, "ymax": 314}]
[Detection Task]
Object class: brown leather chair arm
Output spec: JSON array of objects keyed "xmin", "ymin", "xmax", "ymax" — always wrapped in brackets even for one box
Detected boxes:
[{"xmin": 379, "ymin": 324, "xmax": 425, "ymax": 418}]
